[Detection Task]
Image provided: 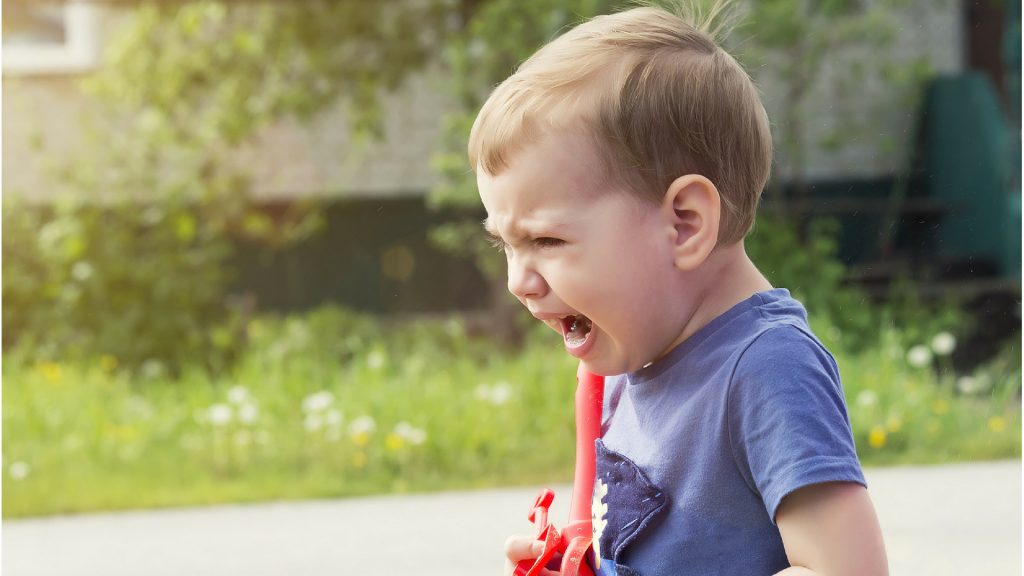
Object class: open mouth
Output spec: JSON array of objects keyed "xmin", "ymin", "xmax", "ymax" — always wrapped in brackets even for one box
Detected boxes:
[{"xmin": 560, "ymin": 314, "xmax": 593, "ymax": 350}]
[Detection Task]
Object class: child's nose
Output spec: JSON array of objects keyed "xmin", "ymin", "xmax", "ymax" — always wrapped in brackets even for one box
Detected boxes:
[{"xmin": 507, "ymin": 258, "xmax": 548, "ymax": 301}]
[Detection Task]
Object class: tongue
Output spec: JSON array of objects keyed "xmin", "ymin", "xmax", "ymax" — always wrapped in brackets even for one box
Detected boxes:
[{"xmin": 565, "ymin": 315, "xmax": 592, "ymax": 348}]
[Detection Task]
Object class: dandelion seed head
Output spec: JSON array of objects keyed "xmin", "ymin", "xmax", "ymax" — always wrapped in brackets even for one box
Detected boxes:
[
  {"xmin": 956, "ymin": 376, "xmax": 985, "ymax": 395},
  {"xmin": 304, "ymin": 414, "xmax": 324, "ymax": 432},
  {"xmin": 367, "ymin": 350, "xmax": 386, "ymax": 370},
  {"xmin": 907, "ymin": 345, "xmax": 933, "ymax": 368},
  {"xmin": 475, "ymin": 382, "xmax": 514, "ymax": 406},
  {"xmin": 71, "ymin": 261, "xmax": 94, "ymax": 282},
  {"xmin": 394, "ymin": 422, "xmax": 428, "ymax": 445},
  {"xmin": 302, "ymin": 391, "xmax": 334, "ymax": 414},
  {"xmin": 325, "ymin": 409, "xmax": 343, "ymax": 427},
  {"xmin": 930, "ymin": 332, "xmax": 956, "ymax": 356},
  {"xmin": 856, "ymin": 390, "xmax": 878, "ymax": 407},
  {"xmin": 349, "ymin": 415, "xmax": 376, "ymax": 437},
  {"xmin": 227, "ymin": 385, "xmax": 250, "ymax": 405},
  {"xmin": 208, "ymin": 403, "xmax": 233, "ymax": 426},
  {"xmin": 9, "ymin": 461, "xmax": 31, "ymax": 480},
  {"xmin": 140, "ymin": 359, "xmax": 166, "ymax": 380},
  {"xmin": 237, "ymin": 403, "xmax": 259, "ymax": 425}
]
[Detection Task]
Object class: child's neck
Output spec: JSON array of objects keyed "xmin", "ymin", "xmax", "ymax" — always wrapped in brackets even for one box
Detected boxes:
[{"xmin": 659, "ymin": 243, "xmax": 772, "ymax": 361}]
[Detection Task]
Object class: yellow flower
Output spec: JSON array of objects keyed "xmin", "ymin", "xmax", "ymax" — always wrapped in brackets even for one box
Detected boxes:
[
  {"xmin": 868, "ymin": 425, "xmax": 887, "ymax": 449},
  {"xmin": 385, "ymin": 433, "xmax": 405, "ymax": 452},
  {"xmin": 930, "ymin": 399, "xmax": 950, "ymax": 416},
  {"xmin": 36, "ymin": 362, "xmax": 63, "ymax": 383},
  {"xmin": 351, "ymin": 451, "xmax": 367, "ymax": 469},
  {"xmin": 987, "ymin": 416, "xmax": 1007, "ymax": 433},
  {"xmin": 104, "ymin": 424, "xmax": 137, "ymax": 442},
  {"xmin": 352, "ymin": 432, "xmax": 370, "ymax": 447},
  {"xmin": 99, "ymin": 355, "xmax": 118, "ymax": 372},
  {"xmin": 926, "ymin": 420, "xmax": 940, "ymax": 435}
]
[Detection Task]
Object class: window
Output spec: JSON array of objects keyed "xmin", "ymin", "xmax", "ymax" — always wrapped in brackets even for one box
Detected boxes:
[{"xmin": 3, "ymin": 2, "xmax": 100, "ymax": 75}]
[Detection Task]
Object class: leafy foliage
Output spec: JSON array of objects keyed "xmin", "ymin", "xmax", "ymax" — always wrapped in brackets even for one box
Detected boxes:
[
  {"xmin": 3, "ymin": 1, "xmax": 447, "ymax": 369},
  {"xmin": 2, "ymin": 0, "xmax": 956, "ymax": 365}
]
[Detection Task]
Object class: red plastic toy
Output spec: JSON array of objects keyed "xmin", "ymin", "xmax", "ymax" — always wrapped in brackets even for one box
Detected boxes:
[{"xmin": 514, "ymin": 364, "xmax": 605, "ymax": 576}]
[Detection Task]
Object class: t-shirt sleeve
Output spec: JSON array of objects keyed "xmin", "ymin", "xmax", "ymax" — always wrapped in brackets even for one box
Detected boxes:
[{"xmin": 727, "ymin": 324, "xmax": 866, "ymax": 524}]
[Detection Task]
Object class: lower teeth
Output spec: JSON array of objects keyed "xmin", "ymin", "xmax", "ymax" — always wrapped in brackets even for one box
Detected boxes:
[{"xmin": 566, "ymin": 317, "xmax": 590, "ymax": 347}]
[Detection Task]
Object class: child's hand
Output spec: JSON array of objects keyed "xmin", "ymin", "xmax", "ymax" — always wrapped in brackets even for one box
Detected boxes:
[{"xmin": 503, "ymin": 535, "xmax": 560, "ymax": 576}]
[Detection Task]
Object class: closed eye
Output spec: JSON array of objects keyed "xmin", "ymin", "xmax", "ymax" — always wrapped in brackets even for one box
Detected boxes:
[{"xmin": 533, "ymin": 237, "xmax": 564, "ymax": 249}]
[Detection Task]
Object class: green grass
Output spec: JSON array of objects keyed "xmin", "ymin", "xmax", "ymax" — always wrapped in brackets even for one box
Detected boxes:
[{"xmin": 3, "ymin": 308, "xmax": 1020, "ymax": 518}]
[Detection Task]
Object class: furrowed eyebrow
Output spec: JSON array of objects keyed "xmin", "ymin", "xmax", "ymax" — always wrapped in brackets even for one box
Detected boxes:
[{"xmin": 482, "ymin": 218, "xmax": 520, "ymax": 242}]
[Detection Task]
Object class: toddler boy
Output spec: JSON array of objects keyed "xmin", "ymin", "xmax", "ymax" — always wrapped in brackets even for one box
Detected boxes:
[{"xmin": 470, "ymin": 4, "xmax": 888, "ymax": 575}]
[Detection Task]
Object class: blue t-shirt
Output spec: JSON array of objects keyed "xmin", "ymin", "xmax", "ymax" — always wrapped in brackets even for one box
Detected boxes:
[{"xmin": 593, "ymin": 288, "xmax": 865, "ymax": 576}]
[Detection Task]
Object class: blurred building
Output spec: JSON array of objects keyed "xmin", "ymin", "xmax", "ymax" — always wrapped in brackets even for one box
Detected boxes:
[{"xmin": 3, "ymin": 1, "xmax": 1020, "ymax": 315}]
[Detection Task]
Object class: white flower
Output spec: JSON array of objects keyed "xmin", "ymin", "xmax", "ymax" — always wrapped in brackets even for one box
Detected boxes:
[
  {"xmin": 304, "ymin": 414, "xmax": 324, "ymax": 432},
  {"xmin": 490, "ymin": 382, "xmax": 512, "ymax": 405},
  {"xmin": 208, "ymin": 403, "xmax": 233, "ymax": 426},
  {"xmin": 9, "ymin": 461, "xmax": 30, "ymax": 480},
  {"xmin": 394, "ymin": 421, "xmax": 427, "ymax": 445},
  {"xmin": 349, "ymin": 415, "xmax": 377, "ymax": 437},
  {"xmin": 931, "ymin": 332, "xmax": 956, "ymax": 356},
  {"xmin": 856, "ymin": 390, "xmax": 878, "ymax": 407},
  {"xmin": 956, "ymin": 376, "xmax": 987, "ymax": 395},
  {"xmin": 302, "ymin": 391, "xmax": 334, "ymax": 414},
  {"xmin": 71, "ymin": 261, "xmax": 93, "ymax": 282},
  {"xmin": 140, "ymin": 359, "xmax": 165, "ymax": 380},
  {"xmin": 227, "ymin": 385, "xmax": 250, "ymax": 405},
  {"xmin": 325, "ymin": 409, "xmax": 343, "ymax": 428},
  {"xmin": 367, "ymin": 350, "xmax": 386, "ymax": 370},
  {"xmin": 906, "ymin": 345, "xmax": 933, "ymax": 368},
  {"xmin": 475, "ymin": 382, "xmax": 513, "ymax": 406},
  {"xmin": 127, "ymin": 396, "xmax": 154, "ymax": 421},
  {"xmin": 237, "ymin": 403, "xmax": 260, "ymax": 425},
  {"xmin": 325, "ymin": 428, "xmax": 343, "ymax": 443}
]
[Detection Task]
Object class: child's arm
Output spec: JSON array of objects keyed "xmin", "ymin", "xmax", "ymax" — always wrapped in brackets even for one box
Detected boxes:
[{"xmin": 774, "ymin": 481, "xmax": 888, "ymax": 576}]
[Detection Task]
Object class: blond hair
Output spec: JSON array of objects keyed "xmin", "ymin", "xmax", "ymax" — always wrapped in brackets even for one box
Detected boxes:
[{"xmin": 468, "ymin": 3, "xmax": 772, "ymax": 245}]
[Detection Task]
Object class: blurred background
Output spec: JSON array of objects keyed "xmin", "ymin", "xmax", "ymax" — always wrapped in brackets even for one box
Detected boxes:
[{"xmin": 1, "ymin": 0, "xmax": 1020, "ymax": 521}]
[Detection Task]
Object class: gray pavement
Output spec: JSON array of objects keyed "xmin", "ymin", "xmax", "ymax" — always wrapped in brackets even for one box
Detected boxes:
[{"xmin": 3, "ymin": 460, "xmax": 1020, "ymax": 575}]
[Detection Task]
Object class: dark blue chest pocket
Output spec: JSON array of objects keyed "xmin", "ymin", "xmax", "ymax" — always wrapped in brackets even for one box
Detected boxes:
[{"xmin": 593, "ymin": 440, "xmax": 669, "ymax": 576}]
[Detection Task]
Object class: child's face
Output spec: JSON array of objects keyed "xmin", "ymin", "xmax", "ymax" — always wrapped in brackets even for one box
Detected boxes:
[{"xmin": 478, "ymin": 131, "xmax": 689, "ymax": 375}]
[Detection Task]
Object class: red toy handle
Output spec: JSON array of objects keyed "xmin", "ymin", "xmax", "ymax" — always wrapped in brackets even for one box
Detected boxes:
[{"xmin": 514, "ymin": 364, "xmax": 604, "ymax": 576}]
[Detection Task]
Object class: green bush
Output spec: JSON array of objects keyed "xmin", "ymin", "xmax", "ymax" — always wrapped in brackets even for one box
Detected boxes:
[
  {"xmin": 2, "ymin": 197, "xmax": 234, "ymax": 371},
  {"xmin": 747, "ymin": 214, "xmax": 966, "ymax": 353}
]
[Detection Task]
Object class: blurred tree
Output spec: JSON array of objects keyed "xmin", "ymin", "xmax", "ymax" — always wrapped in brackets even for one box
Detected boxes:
[
  {"xmin": 3, "ymin": 0, "xmax": 942, "ymax": 364},
  {"xmin": 741, "ymin": 0, "xmax": 935, "ymax": 209},
  {"xmin": 3, "ymin": 1, "xmax": 452, "ymax": 369}
]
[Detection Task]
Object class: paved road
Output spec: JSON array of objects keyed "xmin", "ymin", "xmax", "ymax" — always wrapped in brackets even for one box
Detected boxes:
[{"xmin": 3, "ymin": 460, "xmax": 1020, "ymax": 575}]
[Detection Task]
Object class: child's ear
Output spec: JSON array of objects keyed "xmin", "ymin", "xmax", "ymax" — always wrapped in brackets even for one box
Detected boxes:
[{"xmin": 661, "ymin": 174, "xmax": 721, "ymax": 271}]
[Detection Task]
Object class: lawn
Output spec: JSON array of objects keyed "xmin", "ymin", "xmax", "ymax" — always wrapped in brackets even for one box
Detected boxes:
[{"xmin": 3, "ymin": 308, "xmax": 1020, "ymax": 517}]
